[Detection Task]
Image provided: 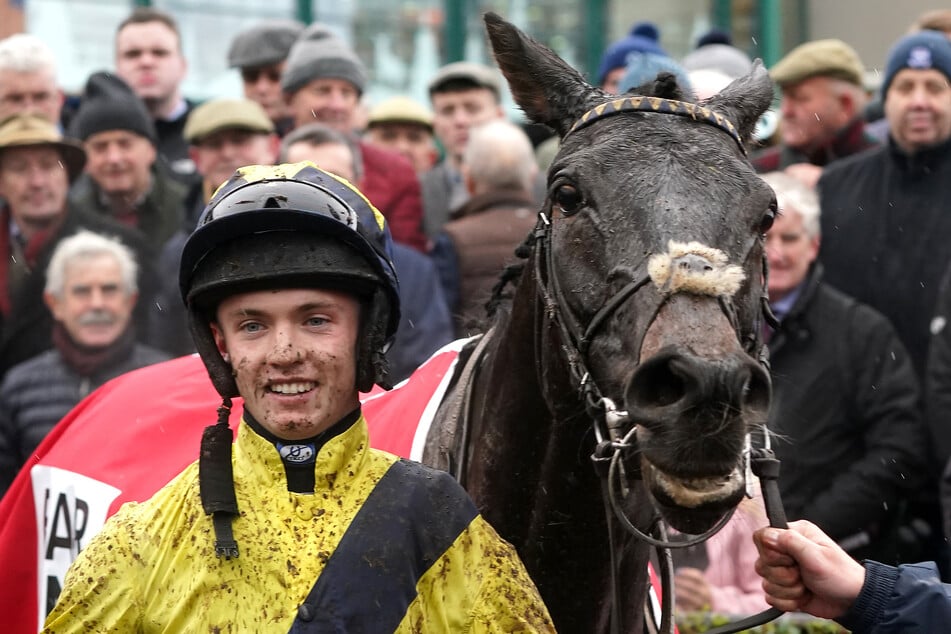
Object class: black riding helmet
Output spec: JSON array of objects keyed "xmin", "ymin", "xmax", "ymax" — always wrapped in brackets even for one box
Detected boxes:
[{"xmin": 180, "ymin": 161, "xmax": 401, "ymax": 395}]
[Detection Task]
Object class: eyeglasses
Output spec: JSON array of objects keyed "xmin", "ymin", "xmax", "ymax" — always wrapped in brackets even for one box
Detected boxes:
[{"xmin": 240, "ymin": 67, "xmax": 282, "ymax": 84}]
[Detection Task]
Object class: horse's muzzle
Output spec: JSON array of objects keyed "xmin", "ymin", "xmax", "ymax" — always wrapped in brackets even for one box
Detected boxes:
[{"xmin": 624, "ymin": 347, "xmax": 770, "ymax": 432}]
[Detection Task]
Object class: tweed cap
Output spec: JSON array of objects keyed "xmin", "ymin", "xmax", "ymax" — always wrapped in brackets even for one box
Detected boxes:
[
  {"xmin": 227, "ymin": 19, "xmax": 304, "ymax": 68},
  {"xmin": 882, "ymin": 30, "xmax": 951, "ymax": 96},
  {"xmin": 184, "ymin": 98, "xmax": 275, "ymax": 144},
  {"xmin": 281, "ymin": 23, "xmax": 367, "ymax": 95},
  {"xmin": 0, "ymin": 114, "xmax": 86, "ymax": 182},
  {"xmin": 770, "ymin": 39, "xmax": 865, "ymax": 87},
  {"xmin": 428, "ymin": 62, "xmax": 502, "ymax": 97},
  {"xmin": 366, "ymin": 96, "xmax": 433, "ymax": 129}
]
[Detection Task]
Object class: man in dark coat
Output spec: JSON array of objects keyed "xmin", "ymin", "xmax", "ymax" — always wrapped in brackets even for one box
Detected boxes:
[
  {"xmin": 0, "ymin": 230, "xmax": 168, "ymax": 497},
  {"xmin": 818, "ymin": 31, "xmax": 951, "ymax": 380},
  {"xmin": 761, "ymin": 171, "xmax": 927, "ymax": 565},
  {"xmin": 820, "ymin": 34, "xmax": 951, "ymax": 570},
  {"xmin": 430, "ymin": 119, "xmax": 538, "ymax": 337},
  {"xmin": 114, "ymin": 7, "xmax": 197, "ymax": 183},
  {"xmin": 67, "ymin": 72, "xmax": 186, "ymax": 249}
]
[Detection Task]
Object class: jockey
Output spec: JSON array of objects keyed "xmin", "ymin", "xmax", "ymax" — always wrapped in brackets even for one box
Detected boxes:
[{"xmin": 44, "ymin": 162, "xmax": 554, "ymax": 632}]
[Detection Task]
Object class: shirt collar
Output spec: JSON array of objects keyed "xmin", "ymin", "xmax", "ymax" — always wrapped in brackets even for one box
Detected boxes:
[{"xmin": 769, "ymin": 281, "xmax": 806, "ymax": 322}]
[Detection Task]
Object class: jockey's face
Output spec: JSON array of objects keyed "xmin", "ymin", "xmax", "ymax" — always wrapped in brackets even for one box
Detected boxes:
[{"xmin": 211, "ymin": 287, "xmax": 362, "ymax": 440}]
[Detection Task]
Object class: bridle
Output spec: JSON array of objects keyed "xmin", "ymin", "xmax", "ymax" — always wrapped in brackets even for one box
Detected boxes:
[{"xmin": 538, "ymin": 96, "xmax": 787, "ymax": 634}]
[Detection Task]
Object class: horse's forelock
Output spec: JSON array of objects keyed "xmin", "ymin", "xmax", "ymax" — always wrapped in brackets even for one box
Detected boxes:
[{"xmin": 627, "ymin": 72, "xmax": 694, "ymax": 102}]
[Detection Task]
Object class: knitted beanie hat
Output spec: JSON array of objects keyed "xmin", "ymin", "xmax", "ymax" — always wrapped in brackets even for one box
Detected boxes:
[
  {"xmin": 68, "ymin": 72, "xmax": 156, "ymax": 144},
  {"xmin": 682, "ymin": 43, "xmax": 753, "ymax": 80},
  {"xmin": 281, "ymin": 23, "xmax": 367, "ymax": 95},
  {"xmin": 597, "ymin": 22, "xmax": 667, "ymax": 86},
  {"xmin": 882, "ymin": 30, "xmax": 951, "ymax": 96}
]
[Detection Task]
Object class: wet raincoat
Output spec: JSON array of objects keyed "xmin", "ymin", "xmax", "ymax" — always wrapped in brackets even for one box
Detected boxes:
[{"xmin": 43, "ymin": 412, "xmax": 554, "ymax": 632}]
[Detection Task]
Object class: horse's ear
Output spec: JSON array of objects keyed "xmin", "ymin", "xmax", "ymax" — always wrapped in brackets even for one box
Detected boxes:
[
  {"xmin": 703, "ymin": 60, "xmax": 774, "ymax": 142},
  {"xmin": 484, "ymin": 12, "xmax": 600, "ymax": 136}
]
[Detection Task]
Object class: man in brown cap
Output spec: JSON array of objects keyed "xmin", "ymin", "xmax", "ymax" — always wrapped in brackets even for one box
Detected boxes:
[
  {"xmin": 0, "ymin": 115, "xmax": 156, "ymax": 378},
  {"xmin": 363, "ymin": 96, "xmax": 437, "ymax": 175},
  {"xmin": 752, "ymin": 39, "xmax": 878, "ymax": 187},
  {"xmin": 149, "ymin": 98, "xmax": 279, "ymax": 356},
  {"xmin": 183, "ymin": 97, "xmax": 279, "ymax": 227}
]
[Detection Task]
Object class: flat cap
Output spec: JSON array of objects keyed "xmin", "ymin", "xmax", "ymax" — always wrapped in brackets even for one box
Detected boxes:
[
  {"xmin": 184, "ymin": 98, "xmax": 275, "ymax": 144},
  {"xmin": 770, "ymin": 39, "xmax": 865, "ymax": 88},
  {"xmin": 367, "ymin": 96, "xmax": 433, "ymax": 129},
  {"xmin": 227, "ymin": 19, "xmax": 304, "ymax": 68},
  {"xmin": 428, "ymin": 61, "xmax": 502, "ymax": 97}
]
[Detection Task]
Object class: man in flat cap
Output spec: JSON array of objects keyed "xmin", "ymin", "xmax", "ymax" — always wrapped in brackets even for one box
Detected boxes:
[
  {"xmin": 182, "ymin": 97, "xmax": 279, "ymax": 227},
  {"xmin": 363, "ymin": 95, "xmax": 438, "ymax": 175},
  {"xmin": 752, "ymin": 39, "xmax": 878, "ymax": 187},
  {"xmin": 818, "ymin": 30, "xmax": 951, "ymax": 570},
  {"xmin": 227, "ymin": 19, "xmax": 303, "ymax": 137},
  {"xmin": 149, "ymin": 97, "xmax": 280, "ymax": 356}
]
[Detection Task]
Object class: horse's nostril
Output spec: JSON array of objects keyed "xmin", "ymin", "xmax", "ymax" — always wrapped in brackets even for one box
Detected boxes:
[
  {"xmin": 626, "ymin": 350, "xmax": 772, "ymax": 424},
  {"xmin": 742, "ymin": 365, "xmax": 772, "ymax": 421},
  {"xmin": 626, "ymin": 353, "xmax": 690, "ymax": 410}
]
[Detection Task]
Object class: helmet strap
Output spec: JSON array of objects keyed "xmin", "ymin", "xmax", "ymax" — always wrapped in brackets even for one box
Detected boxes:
[
  {"xmin": 356, "ymin": 288, "xmax": 392, "ymax": 392},
  {"xmin": 199, "ymin": 397, "xmax": 240, "ymax": 559}
]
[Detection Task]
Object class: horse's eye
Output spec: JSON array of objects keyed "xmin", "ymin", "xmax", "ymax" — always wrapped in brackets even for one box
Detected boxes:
[
  {"xmin": 759, "ymin": 205, "xmax": 777, "ymax": 234},
  {"xmin": 553, "ymin": 184, "xmax": 584, "ymax": 215}
]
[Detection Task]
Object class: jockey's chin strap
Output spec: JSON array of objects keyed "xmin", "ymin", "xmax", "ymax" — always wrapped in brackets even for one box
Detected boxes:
[{"xmin": 529, "ymin": 95, "xmax": 787, "ymax": 634}]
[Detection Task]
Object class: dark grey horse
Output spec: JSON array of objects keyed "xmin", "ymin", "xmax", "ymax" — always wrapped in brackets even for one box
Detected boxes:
[{"xmin": 423, "ymin": 13, "xmax": 777, "ymax": 634}]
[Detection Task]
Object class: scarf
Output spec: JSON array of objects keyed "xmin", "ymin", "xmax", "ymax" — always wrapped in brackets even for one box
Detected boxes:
[{"xmin": 52, "ymin": 321, "xmax": 136, "ymax": 378}]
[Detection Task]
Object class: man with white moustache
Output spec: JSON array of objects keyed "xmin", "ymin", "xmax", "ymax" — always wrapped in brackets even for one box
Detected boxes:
[{"xmin": 0, "ymin": 230, "xmax": 167, "ymax": 497}]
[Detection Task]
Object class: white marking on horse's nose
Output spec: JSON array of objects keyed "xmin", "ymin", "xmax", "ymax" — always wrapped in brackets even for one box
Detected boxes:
[{"xmin": 647, "ymin": 240, "xmax": 746, "ymax": 297}]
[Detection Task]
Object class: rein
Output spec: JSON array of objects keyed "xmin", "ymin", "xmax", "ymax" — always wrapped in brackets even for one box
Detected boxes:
[{"xmin": 547, "ymin": 96, "xmax": 786, "ymax": 634}]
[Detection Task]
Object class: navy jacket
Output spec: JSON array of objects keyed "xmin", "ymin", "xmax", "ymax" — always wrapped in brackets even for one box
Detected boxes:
[{"xmin": 839, "ymin": 560, "xmax": 951, "ymax": 633}]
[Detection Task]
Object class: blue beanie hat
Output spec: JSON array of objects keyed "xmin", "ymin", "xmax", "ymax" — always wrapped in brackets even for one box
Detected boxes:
[
  {"xmin": 617, "ymin": 52, "xmax": 693, "ymax": 95},
  {"xmin": 597, "ymin": 22, "xmax": 667, "ymax": 86},
  {"xmin": 882, "ymin": 30, "xmax": 951, "ymax": 97}
]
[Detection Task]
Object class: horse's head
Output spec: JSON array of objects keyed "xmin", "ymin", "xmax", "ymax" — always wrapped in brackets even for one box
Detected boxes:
[{"xmin": 485, "ymin": 13, "xmax": 773, "ymax": 534}]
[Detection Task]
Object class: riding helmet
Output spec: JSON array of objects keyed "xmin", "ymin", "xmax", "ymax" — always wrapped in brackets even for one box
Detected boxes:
[{"xmin": 179, "ymin": 161, "xmax": 401, "ymax": 395}]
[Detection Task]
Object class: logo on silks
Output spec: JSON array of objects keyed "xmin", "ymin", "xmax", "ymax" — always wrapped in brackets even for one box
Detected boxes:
[
  {"xmin": 278, "ymin": 443, "xmax": 316, "ymax": 464},
  {"xmin": 908, "ymin": 46, "xmax": 934, "ymax": 69}
]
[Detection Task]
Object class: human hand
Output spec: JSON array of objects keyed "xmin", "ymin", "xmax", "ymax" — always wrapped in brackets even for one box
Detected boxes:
[
  {"xmin": 675, "ymin": 567, "xmax": 712, "ymax": 612},
  {"xmin": 752, "ymin": 520, "xmax": 865, "ymax": 619}
]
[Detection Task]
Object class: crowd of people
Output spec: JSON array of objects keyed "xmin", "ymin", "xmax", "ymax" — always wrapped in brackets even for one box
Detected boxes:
[{"xmin": 2, "ymin": 4, "xmax": 951, "ymax": 632}]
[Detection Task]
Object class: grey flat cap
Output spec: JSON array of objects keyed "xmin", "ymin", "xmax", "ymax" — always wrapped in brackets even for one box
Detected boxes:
[{"xmin": 228, "ymin": 19, "xmax": 305, "ymax": 69}]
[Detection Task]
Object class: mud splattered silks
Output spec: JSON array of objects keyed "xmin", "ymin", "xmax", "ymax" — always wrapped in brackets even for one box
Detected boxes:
[{"xmin": 43, "ymin": 413, "xmax": 554, "ymax": 632}]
